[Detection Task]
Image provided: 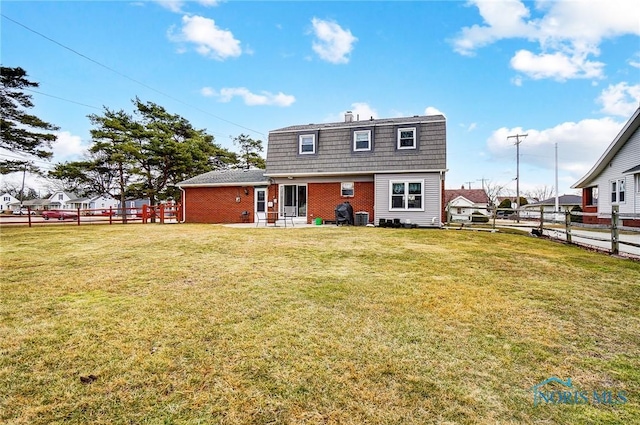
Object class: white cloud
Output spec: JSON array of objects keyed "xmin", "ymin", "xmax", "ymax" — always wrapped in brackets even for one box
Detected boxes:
[
  {"xmin": 510, "ymin": 49, "xmax": 604, "ymax": 81},
  {"xmin": 205, "ymin": 87, "xmax": 295, "ymax": 107},
  {"xmin": 598, "ymin": 82, "xmax": 640, "ymax": 117},
  {"xmin": 467, "ymin": 123, "xmax": 477, "ymax": 132},
  {"xmin": 310, "ymin": 18, "xmax": 357, "ymax": 64},
  {"xmin": 52, "ymin": 131, "xmax": 87, "ymax": 161},
  {"xmin": 168, "ymin": 15, "xmax": 241, "ymax": 60},
  {"xmin": 200, "ymin": 86, "xmax": 215, "ymax": 97},
  {"xmin": 486, "ymin": 117, "xmax": 624, "ymax": 181},
  {"xmin": 424, "ymin": 106, "xmax": 445, "ymax": 117},
  {"xmin": 155, "ymin": 0, "xmax": 219, "ymax": 13},
  {"xmin": 453, "ymin": 0, "xmax": 640, "ymax": 81}
]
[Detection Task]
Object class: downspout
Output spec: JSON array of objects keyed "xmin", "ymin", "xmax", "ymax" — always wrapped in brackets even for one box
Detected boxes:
[{"xmin": 179, "ymin": 186, "xmax": 186, "ymax": 223}]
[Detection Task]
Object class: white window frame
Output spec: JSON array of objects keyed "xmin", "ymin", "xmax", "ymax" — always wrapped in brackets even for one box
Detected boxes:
[
  {"xmin": 611, "ymin": 178, "xmax": 625, "ymax": 204},
  {"xmin": 636, "ymin": 174, "xmax": 640, "ymax": 193},
  {"xmin": 397, "ymin": 127, "xmax": 416, "ymax": 150},
  {"xmin": 389, "ymin": 180, "xmax": 424, "ymax": 211},
  {"xmin": 353, "ymin": 130, "xmax": 371, "ymax": 152},
  {"xmin": 298, "ymin": 134, "xmax": 316, "ymax": 155},
  {"xmin": 341, "ymin": 182, "xmax": 354, "ymax": 197}
]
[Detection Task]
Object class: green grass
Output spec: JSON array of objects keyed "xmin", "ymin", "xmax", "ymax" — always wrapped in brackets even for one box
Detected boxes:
[{"xmin": 1, "ymin": 224, "xmax": 639, "ymax": 424}]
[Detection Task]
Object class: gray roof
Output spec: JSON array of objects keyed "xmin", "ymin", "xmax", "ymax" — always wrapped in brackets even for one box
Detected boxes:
[
  {"xmin": 178, "ymin": 169, "xmax": 269, "ymax": 186},
  {"xmin": 623, "ymin": 164, "xmax": 640, "ymax": 174},
  {"xmin": 527, "ymin": 194, "xmax": 582, "ymax": 206},
  {"xmin": 271, "ymin": 114, "xmax": 445, "ymax": 133},
  {"xmin": 266, "ymin": 114, "xmax": 447, "ymax": 176}
]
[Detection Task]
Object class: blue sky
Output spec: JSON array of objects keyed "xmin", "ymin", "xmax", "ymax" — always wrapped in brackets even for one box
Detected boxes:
[{"xmin": 1, "ymin": 0, "xmax": 639, "ymax": 198}]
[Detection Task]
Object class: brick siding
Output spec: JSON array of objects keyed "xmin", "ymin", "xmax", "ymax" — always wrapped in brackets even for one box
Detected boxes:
[
  {"xmin": 183, "ymin": 186, "xmax": 255, "ymax": 223},
  {"xmin": 307, "ymin": 182, "xmax": 375, "ymax": 224}
]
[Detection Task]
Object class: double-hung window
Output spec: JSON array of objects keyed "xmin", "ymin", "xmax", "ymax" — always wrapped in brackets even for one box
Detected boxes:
[
  {"xmin": 611, "ymin": 179, "xmax": 625, "ymax": 203},
  {"xmin": 299, "ymin": 134, "xmax": 316, "ymax": 154},
  {"xmin": 353, "ymin": 130, "xmax": 371, "ymax": 151},
  {"xmin": 397, "ymin": 127, "xmax": 416, "ymax": 149},
  {"xmin": 390, "ymin": 181, "xmax": 423, "ymax": 210},
  {"xmin": 341, "ymin": 182, "xmax": 354, "ymax": 197}
]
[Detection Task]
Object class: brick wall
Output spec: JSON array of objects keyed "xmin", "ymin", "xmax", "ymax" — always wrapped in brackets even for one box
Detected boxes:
[
  {"xmin": 183, "ymin": 186, "xmax": 255, "ymax": 223},
  {"xmin": 307, "ymin": 182, "xmax": 375, "ymax": 224}
]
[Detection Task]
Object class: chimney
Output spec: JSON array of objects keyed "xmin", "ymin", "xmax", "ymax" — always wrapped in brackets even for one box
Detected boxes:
[{"xmin": 345, "ymin": 111, "xmax": 353, "ymax": 122}]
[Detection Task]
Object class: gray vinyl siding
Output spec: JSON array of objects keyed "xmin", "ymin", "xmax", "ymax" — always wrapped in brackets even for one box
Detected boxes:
[
  {"xmin": 593, "ymin": 129, "xmax": 640, "ymax": 217},
  {"xmin": 374, "ymin": 173, "xmax": 442, "ymax": 227},
  {"xmin": 266, "ymin": 117, "xmax": 446, "ymax": 175}
]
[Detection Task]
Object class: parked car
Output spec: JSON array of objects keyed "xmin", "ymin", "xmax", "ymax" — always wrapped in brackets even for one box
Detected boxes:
[
  {"xmin": 12, "ymin": 208, "xmax": 36, "ymax": 215},
  {"xmin": 41, "ymin": 210, "xmax": 79, "ymax": 220}
]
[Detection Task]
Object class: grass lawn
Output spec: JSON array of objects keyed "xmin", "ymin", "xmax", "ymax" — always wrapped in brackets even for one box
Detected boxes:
[{"xmin": 1, "ymin": 224, "xmax": 639, "ymax": 424}]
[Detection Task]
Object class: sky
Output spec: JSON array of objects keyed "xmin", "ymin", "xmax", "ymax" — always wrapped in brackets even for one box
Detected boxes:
[{"xmin": 1, "ymin": 0, "xmax": 639, "ymax": 199}]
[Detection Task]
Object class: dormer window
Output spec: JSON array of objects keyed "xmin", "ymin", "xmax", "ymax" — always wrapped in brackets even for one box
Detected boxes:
[
  {"xmin": 353, "ymin": 130, "xmax": 371, "ymax": 151},
  {"xmin": 299, "ymin": 134, "xmax": 316, "ymax": 154},
  {"xmin": 397, "ymin": 127, "xmax": 416, "ymax": 149}
]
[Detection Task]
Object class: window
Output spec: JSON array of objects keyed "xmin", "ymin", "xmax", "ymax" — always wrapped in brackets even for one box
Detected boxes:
[
  {"xmin": 341, "ymin": 182, "xmax": 354, "ymax": 197},
  {"xmin": 58, "ymin": 194, "xmax": 64, "ymax": 200},
  {"xmin": 611, "ymin": 179, "xmax": 625, "ymax": 203},
  {"xmin": 299, "ymin": 134, "xmax": 315, "ymax": 154},
  {"xmin": 390, "ymin": 181, "xmax": 423, "ymax": 210},
  {"xmin": 397, "ymin": 127, "xmax": 416, "ymax": 149},
  {"xmin": 636, "ymin": 174, "xmax": 640, "ymax": 193},
  {"xmin": 353, "ymin": 130, "xmax": 371, "ymax": 151},
  {"xmin": 3, "ymin": 196, "xmax": 9, "ymax": 201}
]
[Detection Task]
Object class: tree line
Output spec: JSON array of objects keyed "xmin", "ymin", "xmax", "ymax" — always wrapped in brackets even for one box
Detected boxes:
[{"xmin": 1, "ymin": 66, "xmax": 265, "ymax": 207}]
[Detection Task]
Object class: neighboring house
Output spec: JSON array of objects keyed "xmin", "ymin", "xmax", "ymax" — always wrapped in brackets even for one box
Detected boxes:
[
  {"xmin": 520, "ymin": 194, "xmax": 582, "ymax": 220},
  {"xmin": 178, "ymin": 113, "xmax": 447, "ymax": 226},
  {"xmin": 18, "ymin": 198, "xmax": 51, "ymax": 212},
  {"xmin": 444, "ymin": 188, "xmax": 490, "ymax": 222},
  {"xmin": 1, "ymin": 193, "xmax": 19, "ymax": 212},
  {"xmin": 47, "ymin": 191, "xmax": 78, "ymax": 210},
  {"xmin": 117, "ymin": 198, "xmax": 151, "ymax": 215},
  {"xmin": 67, "ymin": 194, "xmax": 119, "ymax": 212},
  {"xmin": 572, "ymin": 107, "xmax": 640, "ymax": 227}
]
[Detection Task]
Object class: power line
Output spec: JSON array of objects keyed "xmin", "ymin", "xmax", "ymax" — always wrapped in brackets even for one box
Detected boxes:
[
  {"xmin": 1, "ymin": 13, "xmax": 266, "ymax": 137},
  {"xmin": 24, "ymin": 88, "xmax": 101, "ymax": 110}
]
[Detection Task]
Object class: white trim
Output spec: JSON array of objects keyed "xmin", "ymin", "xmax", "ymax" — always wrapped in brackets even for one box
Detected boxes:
[
  {"xmin": 341, "ymin": 182, "xmax": 354, "ymax": 197},
  {"xmin": 397, "ymin": 127, "xmax": 417, "ymax": 150},
  {"xmin": 353, "ymin": 130, "xmax": 371, "ymax": 152},
  {"xmin": 269, "ymin": 119, "xmax": 446, "ymax": 134},
  {"xmin": 254, "ymin": 187, "xmax": 267, "ymax": 223},
  {"xmin": 389, "ymin": 180, "xmax": 425, "ymax": 211},
  {"xmin": 299, "ymin": 134, "xmax": 316, "ymax": 154},
  {"xmin": 178, "ymin": 181, "xmax": 270, "ymax": 188},
  {"xmin": 265, "ymin": 169, "xmax": 447, "ymax": 178}
]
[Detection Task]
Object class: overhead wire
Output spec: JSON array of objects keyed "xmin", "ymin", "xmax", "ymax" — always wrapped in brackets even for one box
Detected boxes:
[{"xmin": 1, "ymin": 13, "xmax": 266, "ymax": 137}]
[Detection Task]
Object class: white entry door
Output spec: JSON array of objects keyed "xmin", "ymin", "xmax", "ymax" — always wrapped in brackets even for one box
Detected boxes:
[{"xmin": 254, "ymin": 188, "xmax": 267, "ymax": 223}]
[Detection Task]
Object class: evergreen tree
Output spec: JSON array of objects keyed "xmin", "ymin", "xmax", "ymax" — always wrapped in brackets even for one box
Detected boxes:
[{"xmin": 1, "ymin": 66, "xmax": 59, "ymax": 173}]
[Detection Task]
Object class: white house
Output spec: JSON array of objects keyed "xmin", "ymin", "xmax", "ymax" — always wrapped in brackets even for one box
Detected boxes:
[
  {"xmin": 47, "ymin": 191, "xmax": 78, "ymax": 210},
  {"xmin": 1, "ymin": 193, "xmax": 19, "ymax": 212},
  {"xmin": 444, "ymin": 188, "xmax": 490, "ymax": 222},
  {"xmin": 572, "ymin": 106, "xmax": 640, "ymax": 227}
]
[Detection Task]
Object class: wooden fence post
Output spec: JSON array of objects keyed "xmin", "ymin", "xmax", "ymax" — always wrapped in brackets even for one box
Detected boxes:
[
  {"xmin": 565, "ymin": 210, "xmax": 572, "ymax": 244},
  {"xmin": 539, "ymin": 207, "xmax": 544, "ymax": 234},
  {"xmin": 27, "ymin": 206, "xmax": 32, "ymax": 228},
  {"xmin": 611, "ymin": 205, "xmax": 619, "ymax": 255}
]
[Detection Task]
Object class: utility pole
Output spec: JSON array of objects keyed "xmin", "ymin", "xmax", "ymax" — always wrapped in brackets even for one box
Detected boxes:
[
  {"xmin": 507, "ymin": 133, "xmax": 527, "ymax": 223},
  {"xmin": 555, "ymin": 142, "xmax": 559, "ymax": 213},
  {"xmin": 477, "ymin": 178, "xmax": 489, "ymax": 193},
  {"xmin": 464, "ymin": 181, "xmax": 474, "ymax": 189}
]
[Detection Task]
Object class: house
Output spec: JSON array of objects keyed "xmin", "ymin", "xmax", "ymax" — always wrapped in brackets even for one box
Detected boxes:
[
  {"xmin": 572, "ymin": 107, "xmax": 640, "ymax": 227},
  {"xmin": 67, "ymin": 194, "xmax": 119, "ymax": 212},
  {"xmin": 1, "ymin": 193, "xmax": 19, "ymax": 212},
  {"xmin": 444, "ymin": 188, "xmax": 490, "ymax": 222},
  {"xmin": 47, "ymin": 191, "xmax": 78, "ymax": 210},
  {"xmin": 520, "ymin": 194, "xmax": 582, "ymax": 220},
  {"xmin": 178, "ymin": 113, "xmax": 447, "ymax": 226}
]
